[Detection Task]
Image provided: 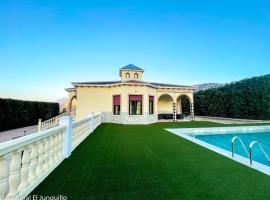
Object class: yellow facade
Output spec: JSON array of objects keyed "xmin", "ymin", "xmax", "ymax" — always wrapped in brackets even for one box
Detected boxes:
[{"xmin": 66, "ymin": 64, "xmax": 195, "ymax": 124}]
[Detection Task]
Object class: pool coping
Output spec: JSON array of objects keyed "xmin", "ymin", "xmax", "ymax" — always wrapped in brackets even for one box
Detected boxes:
[
  {"xmin": 171, "ymin": 125, "xmax": 270, "ymax": 136},
  {"xmin": 166, "ymin": 127, "xmax": 270, "ymax": 176}
]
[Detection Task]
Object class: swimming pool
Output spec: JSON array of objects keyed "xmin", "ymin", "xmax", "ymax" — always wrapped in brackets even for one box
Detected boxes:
[
  {"xmin": 167, "ymin": 126, "xmax": 270, "ymax": 175},
  {"xmin": 196, "ymin": 132, "xmax": 270, "ymax": 166}
]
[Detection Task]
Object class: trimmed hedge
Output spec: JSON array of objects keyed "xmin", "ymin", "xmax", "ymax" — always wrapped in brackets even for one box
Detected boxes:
[
  {"xmin": 0, "ymin": 98, "xmax": 59, "ymax": 132},
  {"xmin": 194, "ymin": 74, "xmax": 270, "ymax": 120}
]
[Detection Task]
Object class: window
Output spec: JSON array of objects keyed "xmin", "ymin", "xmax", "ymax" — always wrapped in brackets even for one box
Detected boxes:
[
  {"xmin": 126, "ymin": 73, "xmax": 130, "ymax": 79},
  {"xmin": 113, "ymin": 95, "xmax": 121, "ymax": 115},
  {"xmin": 129, "ymin": 95, "xmax": 142, "ymax": 115},
  {"xmin": 134, "ymin": 73, "xmax": 138, "ymax": 79},
  {"xmin": 149, "ymin": 96, "xmax": 154, "ymax": 114}
]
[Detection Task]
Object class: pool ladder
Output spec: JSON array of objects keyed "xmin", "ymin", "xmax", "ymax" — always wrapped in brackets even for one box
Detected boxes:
[{"xmin": 231, "ymin": 136, "xmax": 270, "ymax": 165}]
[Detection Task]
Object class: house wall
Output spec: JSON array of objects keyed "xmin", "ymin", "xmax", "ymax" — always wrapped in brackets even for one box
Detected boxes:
[
  {"xmin": 76, "ymin": 84, "xmax": 158, "ymax": 124},
  {"xmin": 72, "ymin": 84, "xmax": 194, "ymax": 124}
]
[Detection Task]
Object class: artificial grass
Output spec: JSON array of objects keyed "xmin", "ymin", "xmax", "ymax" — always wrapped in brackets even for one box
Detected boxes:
[{"xmin": 30, "ymin": 121, "xmax": 270, "ymax": 200}]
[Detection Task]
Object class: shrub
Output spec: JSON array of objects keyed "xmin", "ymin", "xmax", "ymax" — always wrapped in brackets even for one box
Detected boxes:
[
  {"xmin": 0, "ymin": 98, "xmax": 59, "ymax": 132},
  {"xmin": 194, "ymin": 74, "xmax": 270, "ymax": 120}
]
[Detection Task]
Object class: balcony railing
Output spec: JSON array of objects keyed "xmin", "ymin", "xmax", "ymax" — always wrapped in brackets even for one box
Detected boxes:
[
  {"xmin": 0, "ymin": 112, "xmax": 101, "ymax": 199},
  {"xmin": 38, "ymin": 112, "xmax": 70, "ymax": 131}
]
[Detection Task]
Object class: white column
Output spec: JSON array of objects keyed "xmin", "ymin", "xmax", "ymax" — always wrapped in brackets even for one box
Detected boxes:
[
  {"xmin": 59, "ymin": 115, "xmax": 72, "ymax": 158},
  {"xmin": 179, "ymin": 99, "xmax": 182, "ymax": 114},
  {"xmin": 173, "ymin": 102, "xmax": 176, "ymax": 122},
  {"xmin": 190, "ymin": 103, "xmax": 195, "ymax": 120}
]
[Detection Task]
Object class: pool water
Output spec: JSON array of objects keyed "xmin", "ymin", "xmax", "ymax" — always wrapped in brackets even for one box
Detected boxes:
[{"xmin": 195, "ymin": 132, "xmax": 270, "ymax": 166}]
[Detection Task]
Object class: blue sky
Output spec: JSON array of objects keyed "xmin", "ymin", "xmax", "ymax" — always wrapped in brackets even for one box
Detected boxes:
[{"xmin": 0, "ymin": 0, "xmax": 269, "ymax": 101}]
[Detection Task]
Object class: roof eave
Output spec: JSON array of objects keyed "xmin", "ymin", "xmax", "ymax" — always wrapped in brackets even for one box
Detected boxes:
[
  {"xmin": 71, "ymin": 82, "xmax": 194, "ymax": 90},
  {"xmin": 65, "ymin": 87, "xmax": 76, "ymax": 92},
  {"xmin": 119, "ymin": 68, "xmax": 144, "ymax": 73},
  {"xmin": 156, "ymin": 86, "xmax": 195, "ymax": 90}
]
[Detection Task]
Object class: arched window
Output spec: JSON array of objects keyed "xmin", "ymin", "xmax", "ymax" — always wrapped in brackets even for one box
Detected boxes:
[
  {"xmin": 134, "ymin": 73, "xmax": 138, "ymax": 79},
  {"xmin": 126, "ymin": 73, "xmax": 130, "ymax": 79}
]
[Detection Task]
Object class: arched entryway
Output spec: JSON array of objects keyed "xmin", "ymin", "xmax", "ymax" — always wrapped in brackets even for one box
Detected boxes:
[
  {"xmin": 68, "ymin": 95, "xmax": 77, "ymax": 116},
  {"xmin": 157, "ymin": 94, "xmax": 174, "ymax": 120},
  {"xmin": 176, "ymin": 94, "xmax": 194, "ymax": 120}
]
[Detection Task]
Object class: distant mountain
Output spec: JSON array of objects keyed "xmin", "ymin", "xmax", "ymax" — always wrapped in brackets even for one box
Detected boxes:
[
  {"xmin": 56, "ymin": 97, "xmax": 67, "ymax": 104},
  {"xmin": 56, "ymin": 98, "xmax": 68, "ymax": 112},
  {"xmin": 193, "ymin": 83, "xmax": 223, "ymax": 92}
]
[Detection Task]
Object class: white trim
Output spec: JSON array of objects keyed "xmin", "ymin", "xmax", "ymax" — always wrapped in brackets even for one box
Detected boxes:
[
  {"xmin": 166, "ymin": 127, "xmax": 270, "ymax": 176},
  {"xmin": 65, "ymin": 88, "xmax": 76, "ymax": 92},
  {"xmin": 169, "ymin": 125, "xmax": 270, "ymax": 136},
  {"xmin": 73, "ymin": 82, "xmax": 194, "ymax": 90}
]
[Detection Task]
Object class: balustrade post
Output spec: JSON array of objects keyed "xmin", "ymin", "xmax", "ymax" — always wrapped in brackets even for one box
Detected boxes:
[
  {"xmin": 89, "ymin": 113, "xmax": 94, "ymax": 133},
  {"xmin": 0, "ymin": 155, "xmax": 8, "ymax": 198},
  {"xmin": 29, "ymin": 143, "xmax": 38, "ymax": 182},
  {"xmin": 44, "ymin": 137, "xmax": 50, "ymax": 171},
  {"xmin": 7, "ymin": 150, "xmax": 21, "ymax": 199},
  {"xmin": 18, "ymin": 146, "xmax": 31, "ymax": 191},
  {"xmin": 49, "ymin": 136, "xmax": 55, "ymax": 164},
  {"xmin": 58, "ymin": 132, "xmax": 63, "ymax": 159},
  {"xmin": 56, "ymin": 133, "xmax": 61, "ymax": 159},
  {"xmin": 36, "ymin": 140, "xmax": 45, "ymax": 176},
  {"xmin": 59, "ymin": 116, "xmax": 72, "ymax": 158},
  {"xmin": 38, "ymin": 119, "xmax": 42, "ymax": 131},
  {"xmin": 54, "ymin": 134, "xmax": 59, "ymax": 161}
]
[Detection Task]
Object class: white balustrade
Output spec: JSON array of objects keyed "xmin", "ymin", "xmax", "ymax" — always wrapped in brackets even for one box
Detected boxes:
[
  {"xmin": 38, "ymin": 112, "xmax": 69, "ymax": 131},
  {"xmin": 0, "ymin": 112, "xmax": 101, "ymax": 199},
  {"xmin": 71, "ymin": 114, "xmax": 97, "ymax": 150}
]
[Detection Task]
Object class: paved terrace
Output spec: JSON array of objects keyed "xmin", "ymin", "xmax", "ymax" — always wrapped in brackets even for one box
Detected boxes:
[
  {"xmin": 29, "ymin": 122, "xmax": 270, "ymax": 200},
  {"xmin": 0, "ymin": 125, "xmax": 37, "ymax": 143}
]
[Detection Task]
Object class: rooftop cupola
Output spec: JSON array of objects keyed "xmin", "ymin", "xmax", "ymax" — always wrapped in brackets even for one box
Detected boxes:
[{"xmin": 119, "ymin": 64, "xmax": 144, "ymax": 81}]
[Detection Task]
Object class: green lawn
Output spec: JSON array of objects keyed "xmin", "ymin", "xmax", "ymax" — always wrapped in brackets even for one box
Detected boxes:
[{"xmin": 30, "ymin": 121, "xmax": 270, "ymax": 200}]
